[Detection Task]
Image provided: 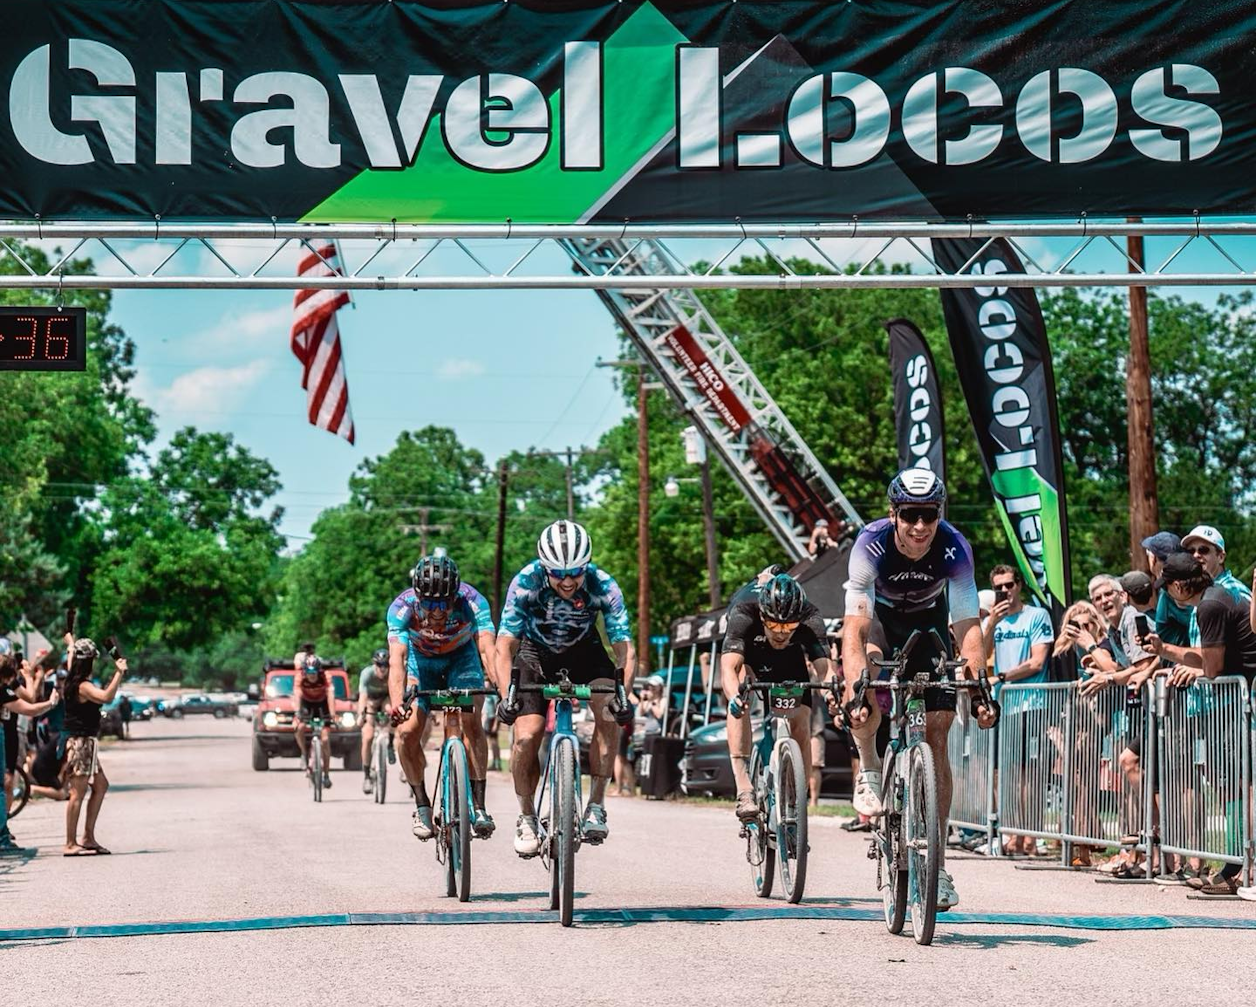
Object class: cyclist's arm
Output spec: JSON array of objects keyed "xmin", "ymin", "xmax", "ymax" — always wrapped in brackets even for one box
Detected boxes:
[
  {"xmin": 475, "ymin": 630, "xmax": 498, "ymax": 691},
  {"xmin": 841, "ymin": 614, "xmax": 872, "ymax": 695},
  {"xmin": 493, "ymin": 634, "xmax": 521, "ymax": 695},
  {"xmin": 387, "ymin": 640, "xmax": 408, "ymax": 711},
  {"xmin": 719, "ymin": 650, "xmax": 746, "ymax": 703},
  {"xmin": 611, "ymin": 639, "xmax": 635, "ymax": 688},
  {"xmin": 356, "ymin": 672, "xmax": 369, "ymax": 718},
  {"xmin": 952, "ymin": 617, "xmax": 985, "ymax": 680}
]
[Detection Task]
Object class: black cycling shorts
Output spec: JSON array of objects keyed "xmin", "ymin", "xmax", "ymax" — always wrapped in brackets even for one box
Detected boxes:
[
  {"xmin": 297, "ymin": 700, "xmax": 331, "ymax": 723},
  {"xmin": 512, "ymin": 634, "xmax": 616, "ymax": 719},
  {"xmin": 741, "ymin": 641, "xmax": 816, "ymax": 709},
  {"xmin": 874, "ymin": 600, "xmax": 956, "ymax": 713}
]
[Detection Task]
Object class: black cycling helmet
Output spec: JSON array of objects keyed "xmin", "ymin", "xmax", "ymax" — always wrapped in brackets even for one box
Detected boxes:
[
  {"xmin": 887, "ymin": 468, "xmax": 947, "ymax": 508},
  {"xmin": 372, "ymin": 648, "xmax": 388, "ymax": 666},
  {"xmin": 412, "ymin": 553, "xmax": 461, "ymax": 601},
  {"xmin": 759, "ymin": 573, "xmax": 807, "ymax": 624}
]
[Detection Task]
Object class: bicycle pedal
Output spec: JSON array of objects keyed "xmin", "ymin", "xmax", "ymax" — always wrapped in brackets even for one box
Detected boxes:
[
  {"xmin": 866, "ymin": 841, "xmax": 878, "ymax": 860},
  {"xmin": 582, "ymin": 835, "xmax": 604, "ymax": 847}
]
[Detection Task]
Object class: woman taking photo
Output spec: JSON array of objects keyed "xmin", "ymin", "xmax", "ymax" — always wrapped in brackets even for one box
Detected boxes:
[{"xmin": 63, "ymin": 637, "xmax": 125, "ymax": 857}]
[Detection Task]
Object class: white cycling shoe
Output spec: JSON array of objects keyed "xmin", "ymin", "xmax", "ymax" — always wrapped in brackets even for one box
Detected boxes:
[
  {"xmin": 852, "ymin": 770, "xmax": 884, "ymax": 817},
  {"xmin": 514, "ymin": 815, "xmax": 541, "ymax": 858},
  {"xmin": 936, "ymin": 868, "xmax": 959, "ymax": 911},
  {"xmin": 411, "ymin": 806, "xmax": 434, "ymax": 840}
]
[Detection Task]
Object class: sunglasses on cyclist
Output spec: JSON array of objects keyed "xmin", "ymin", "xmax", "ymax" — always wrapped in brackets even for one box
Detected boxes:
[
  {"xmin": 896, "ymin": 506, "xmax": 940, "ymax": 526},
  {"xmin": 763, "ymin": 619, "xmax": 801, "ymax": 634},
  {"xmin": 417, "ymin": 597, "xmax": 451, "ymax": 612},
  {"xmin": 545, "ymin": 565, "xmax": 587, "ymax": 581}
]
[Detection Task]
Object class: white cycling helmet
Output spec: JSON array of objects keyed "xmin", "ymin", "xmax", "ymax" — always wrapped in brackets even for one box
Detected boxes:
[{"xmin": 537, "ymin": 519, "xmax": 592, "ymax": 570}]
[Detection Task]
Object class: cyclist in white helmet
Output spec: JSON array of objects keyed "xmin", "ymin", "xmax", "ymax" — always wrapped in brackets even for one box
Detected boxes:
[{"xmin": 493, "ymin": 520, "xmax": 636, "ymax": 857}]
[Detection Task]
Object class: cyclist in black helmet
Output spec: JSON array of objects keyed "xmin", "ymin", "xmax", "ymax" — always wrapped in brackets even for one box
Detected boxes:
[{"xmin": 720, "ymin": 569, "xmax": 834, "ymax": 822}]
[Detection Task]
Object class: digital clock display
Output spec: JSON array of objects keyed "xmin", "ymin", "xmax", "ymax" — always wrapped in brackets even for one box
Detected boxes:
[{"xmin": 0, "ymin": 307, "xmax": 87, "ymax": 372}]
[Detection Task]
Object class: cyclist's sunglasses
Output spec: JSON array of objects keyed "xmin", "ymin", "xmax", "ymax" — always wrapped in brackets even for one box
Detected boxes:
[
  {"xmin": 896, "ymin": 506, "xmax": 940, "ymax": 526},
  {"xmin": 417, "ymin": 597, "xmax": 451, "ymax": 612},
  {"xmin": 763, "ymin": 619, "xmax": 801, "ymax": 634},
  {"xmin": 545, "ymin": 565, "xmax": 587, "ymax": 581}
]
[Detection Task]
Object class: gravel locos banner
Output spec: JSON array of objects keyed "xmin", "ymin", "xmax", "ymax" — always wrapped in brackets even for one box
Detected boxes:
[
  {"xmin": 933, "ymin": 238, "xmax": 1072, "ymax": 615},
  {"xmin": 2, "ymin": 1, "xmax": 1255, "ymax": 221},
  {"xmin": 886, "ymin": 318, "xmax": 946, "ymax": 488}
]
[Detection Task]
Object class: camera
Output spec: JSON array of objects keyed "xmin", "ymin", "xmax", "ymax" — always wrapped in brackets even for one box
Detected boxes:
[{"xmin": 103, "ymin": 635, "xmax": 122, "ymax": 661}]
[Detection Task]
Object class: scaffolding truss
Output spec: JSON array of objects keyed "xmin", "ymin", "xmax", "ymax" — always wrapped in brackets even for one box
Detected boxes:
[{"xmin": 2, "ymin": 219, "xmax": 1256, "ymax": 291}]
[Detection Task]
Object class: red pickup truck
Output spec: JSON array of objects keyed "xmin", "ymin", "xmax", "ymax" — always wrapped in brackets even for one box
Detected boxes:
[{"xmin": 250, "ymin": 658, "xmax": 362, "ymax": 771}]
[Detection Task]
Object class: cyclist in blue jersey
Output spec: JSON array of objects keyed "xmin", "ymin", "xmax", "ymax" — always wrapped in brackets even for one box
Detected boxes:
[
  {"xmin": 358, "ymin": 648, "xmax": 394, "ymax": 793},
  {"xmin": 494, "ymin": 520, "xmax": 636, "ymax": 857},
  {"xmin": 835, "ymin": 469, "xmax": 996, "ymax": 911},
  {"xmin": 386, "ymin": 554, "xmax": 497, "ymax": 842}
]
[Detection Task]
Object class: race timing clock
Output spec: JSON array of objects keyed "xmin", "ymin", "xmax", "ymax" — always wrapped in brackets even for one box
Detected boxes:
[{"xmin": 0, "ymin": 306, "xmax": 87, "ymax": 371}]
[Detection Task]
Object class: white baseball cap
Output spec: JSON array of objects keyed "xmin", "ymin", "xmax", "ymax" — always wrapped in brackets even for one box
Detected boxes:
[{"xmin": 1181, "ymin": 525, "xmax": 1225, "ymax": 552}]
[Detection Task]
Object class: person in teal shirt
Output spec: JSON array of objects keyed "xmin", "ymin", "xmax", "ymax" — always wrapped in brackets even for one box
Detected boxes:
[
  {"xmin": 1144, "ymin": 532, "xmax": 1192, "ymax": 647},
  {"xmin": 1181, "ymin": 525, "xmax": 1250, "ymax": 605}
]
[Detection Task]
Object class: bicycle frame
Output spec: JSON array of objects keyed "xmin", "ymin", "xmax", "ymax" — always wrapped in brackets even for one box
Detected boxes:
[{"xmin": 536, "ymin": 692, "xmax": 584, "ymax": 856}]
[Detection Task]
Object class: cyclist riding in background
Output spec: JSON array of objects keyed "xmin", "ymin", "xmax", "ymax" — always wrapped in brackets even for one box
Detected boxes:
[
  {"xmin": 358, "ymin": 648, "xmax": 394, "ymax": 794},
  {"xmin": 837, "ymin": 469, "xmax": 996, "ymax": 911},
  {"xmin": 720, "ymin": 570, "xmax": 834, "ymax": 822},
  {"xmin": 386, "ymin": 554, "xmax": 497, "ymax": 842},
  {"xmin": 293, "ymin": 655, "xmax": 336, "ymax": 790},
  {"xmin": 494, "ymin": 520, "xmax": 636, "ymax": 858}
]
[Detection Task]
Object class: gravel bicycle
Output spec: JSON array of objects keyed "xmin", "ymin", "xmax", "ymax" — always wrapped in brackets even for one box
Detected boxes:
[
  {"xmin": 366, "ymin": 709, "xmax": 393, "ymax": 804},
  {"xmin": 737, "ymin": 679, "xmax": 836, "ymax": 904},
  {"xmin": 406, "ymin": 686, "xmax": 498, "ymax": 902},
  {"xmin": 514, "ymin": 671, "xmax": 620, "ymax": 927},
  {"xmin": 848, "ymin": 629, "xmax": 997, "ymax": 945},
  {"xmin": 299, "ymin": 716, "xmax": 332, "ymax": 803}
]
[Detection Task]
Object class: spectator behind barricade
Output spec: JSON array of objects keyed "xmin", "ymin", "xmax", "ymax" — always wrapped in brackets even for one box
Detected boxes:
[
  {"xmin": 62, "ymin": 638, "xmax": 126, "ymax": 857},
  {"xmin": 1143, "ymin": 532, "xmax": 1192, "ymax": 648},
  {"xmin": 1181, "ymin": 526, "xmax": 1251, "ymax": 604},
  {"xmin": 982, "ymin": 566, "xmax": 1053, "ymax": 857},
  {"xmin": 1144, "ymin": 551, "xmax": 1256, "ymax": 894},
  {"xmin": 639, "ymin": 675, "xmax": 667, "ymax": 736},
  {"xmin": 1087, "ymin": 574, "xmax": 1157, "ymax": 673},
  {"xmin": 0, "ymin": 654, "xmax": 61, "ymax": 855},
  {"xmin": 1120, "ymin": 571, "xmax": 1157, "ymax": 621},
  {"xmin": 808, "ymin": 519, "xmax": 834, "ymax": 558}
]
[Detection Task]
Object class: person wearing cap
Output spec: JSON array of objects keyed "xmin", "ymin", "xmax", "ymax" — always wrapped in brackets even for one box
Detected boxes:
[
  {"xmin": 1180, "ymin": 525, "xmax": 1250, "ymax": 605},
  {"xmin": 807, "ymin": 519, "xmax": 834, "ymax": 558},
  {"xmin": 1142, "ymin": 532, "xmax": 1192, "ymax": 648}
]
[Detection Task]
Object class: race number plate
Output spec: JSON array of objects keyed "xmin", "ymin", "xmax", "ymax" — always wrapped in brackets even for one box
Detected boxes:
[
  {"xmin": 906, "ymin": 698, "xmax": 927, "ymax": 736},
  {"xmin": 770, "ymin": 692, "xmax": 800, "ymax": 712}
]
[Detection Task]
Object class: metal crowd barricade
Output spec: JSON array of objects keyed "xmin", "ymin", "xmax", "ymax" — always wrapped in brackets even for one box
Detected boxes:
[
  {"xmin": 1155, "ymin": 674, "xmax": 1252, "ymax": 881},
  {"xmin": 947, "ymin": 691, "xmax": 996, "ymax": 849},
  {"xmin": 996, "ymin": 682, "xmax": 1074, "ymax": 861},
  {"xmin": 1068, "ymin": 681, "xmax": 1154, "ymax": 866}
]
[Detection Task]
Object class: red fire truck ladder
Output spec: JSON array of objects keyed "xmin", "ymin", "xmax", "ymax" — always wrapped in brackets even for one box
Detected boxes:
[{"xmin": 562, "ymin": 237, "xmax": 863, "ymax": 561}]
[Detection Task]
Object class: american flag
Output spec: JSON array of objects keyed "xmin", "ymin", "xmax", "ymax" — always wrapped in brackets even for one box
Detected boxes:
[{"xmin": 290, "ymin": 243, "xmax": 355, "ymax": 444}]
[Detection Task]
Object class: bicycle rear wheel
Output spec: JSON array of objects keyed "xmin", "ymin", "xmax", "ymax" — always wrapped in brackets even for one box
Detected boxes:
[
  {"xmin": 447, "ymin": 741, "xmax": 472, "ymax": 902},
  {"xmin": 747, "ymin": 748, "xmax": 775, "ymax": 899},
  {"xmin": 907, "ymin": 744, "xmax": 941, "ymax": 945},
  {"xmin": 8, "ymin": 766, "xmax": 30, "ymax": 819},
  {"xmin": 311, "ymin": 741, "xmax": 323, "ymax": 804},
  {"xmin": 881, "ymin": 756, "xmax": 907, "ymax": 934},
  {"xmin": 374, "ymin": 734, "xmax": 388, "ymax": 804},
  {"xmin": 556, "ymin": 741, "xmax": 577, "ymax": 927},
  {"xmin": 775, "ymin": 739, "xmax": 808, "ymax": 904}
]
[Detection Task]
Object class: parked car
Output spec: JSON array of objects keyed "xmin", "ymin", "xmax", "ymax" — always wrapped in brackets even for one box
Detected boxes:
[
  {"xmin": 681, "ymin": 716, "xmax": 854, "ymax": 799},
  {"xmin": 100, "ymin": 698, "xmax": 126, "ymax": 739},
  {"xmin": 251, "ymin": 658, "xmax": 361, "ymax": 771},
  {"xmin": 166, "ymin": 693, "xmax": 238, "ymax": 719}
]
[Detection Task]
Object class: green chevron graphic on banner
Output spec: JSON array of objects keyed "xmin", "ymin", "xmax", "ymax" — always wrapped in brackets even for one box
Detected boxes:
[
  {"xmin": 991, "ymin": 467, "xmax": 1067, "ymax": 611},
  {"xmin": 304, "ymin": 3, "xmax": 685, "ymax": 224}
]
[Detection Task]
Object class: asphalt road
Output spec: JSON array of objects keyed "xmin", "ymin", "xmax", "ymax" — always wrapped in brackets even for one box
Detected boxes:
[{"xmin": 1, "ymin": 717, "xmax": 1251, "ymax": 1005}]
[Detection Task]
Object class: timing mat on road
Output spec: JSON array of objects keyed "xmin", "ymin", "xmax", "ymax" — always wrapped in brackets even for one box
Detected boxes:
[{"xmin": 3, "ymin": 905, "xmax": 1255, "ymax": 942}]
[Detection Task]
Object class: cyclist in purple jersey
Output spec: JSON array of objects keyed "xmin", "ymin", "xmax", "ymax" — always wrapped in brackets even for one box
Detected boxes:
[
  {"xmin": 386, "ymin": 554, "xmax": 497, "ymax": 842},
  {"xmin": 833, "ymin": 469, "xmax": 996, "ymax": 912}
]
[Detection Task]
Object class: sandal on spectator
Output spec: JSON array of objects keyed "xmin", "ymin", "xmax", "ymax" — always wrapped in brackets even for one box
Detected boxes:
[
  {"xmin": 63, "ymin": 846, "xmax": 99, "ymax": 857},
  {"xmin": 1112, "ymin": 863, "xmax": 1146, "ymax": 880}
]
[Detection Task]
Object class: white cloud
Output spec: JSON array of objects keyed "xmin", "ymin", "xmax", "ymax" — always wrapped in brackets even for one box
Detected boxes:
[
  {"xmin": 437, "ymin": 358, "xmax": 486, "ymax": 380},
  {"xmin": 144, "ymin": 359, "xmax": 272, "ymax": 415}
]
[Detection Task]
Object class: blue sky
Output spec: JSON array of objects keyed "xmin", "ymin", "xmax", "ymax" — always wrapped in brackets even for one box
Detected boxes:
[
  {"xmin": 109, "ymin": 245, "xmax": 630, "ymax": 546},
  {"xmin": 94, "ymin": 226, "xmax": 1253, "ymax": 548}
]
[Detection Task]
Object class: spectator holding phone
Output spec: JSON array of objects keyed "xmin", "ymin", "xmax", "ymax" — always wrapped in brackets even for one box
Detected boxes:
[{"xmin": 62, "ymin": 636, "xmax": 126, "ymax": 857}]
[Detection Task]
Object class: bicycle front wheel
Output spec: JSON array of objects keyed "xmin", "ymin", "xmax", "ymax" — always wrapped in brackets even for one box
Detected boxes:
[
  {"xmin": 374, "ymin": 734, "xmax": 388, "ymax": 804},
  {"xmin": 8, "ymin": 766, "xmax": 30, "ymax": 819},
  {"xmin": 311, "ymin": 742, "xmax": 323, "ymax": 804},
  {"xmin": 907, "ymin": 743, "xmax": 941, "ymax": 945},
  {"xmin": 446, "ymin": 741, "xmax": 472, "ymax": 902},
  {"xmin": 556, "ymin": 741, "xmax": 577, "ymax": 927},
  {"xmin": 775, "ymin": 738, "xmax": 808, "ymax": 904},
  {"xmin": 747, "ymin": 747, "xmax": 775, "ymax": 899}
]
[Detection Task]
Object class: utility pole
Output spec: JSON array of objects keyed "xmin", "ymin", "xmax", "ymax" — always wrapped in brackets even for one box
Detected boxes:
[
  {"xmin": 399, "ymin": 507, "xmax": 452, "ymax": 554},
  {"xmin": 493, "ymin": 459, "xmax": 508, "ymax": 619},
  {"xmin": 526, "ymin": 446, "xmax": 610, "ymax": 521},
  {"xmin": 637, "ymin": 366, "xmax": 651, "ymax": 674},
  {"xmin": 1126, "ymin": 219, "xmax": 1159, "ymax": 570}
]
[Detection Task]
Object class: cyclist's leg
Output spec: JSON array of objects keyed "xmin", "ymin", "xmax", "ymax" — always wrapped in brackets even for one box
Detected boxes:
[
  {"xmin": 447, "ymin": 643, "xmax": 488, "ymax": 781},
  {"xmin": 727, "ymin": 706, "xmax": 754, "ymax": 794},
  {"xmin": 360, "ymin": 713, "xmax": 374, "ymax": 776},
  {"xmin": 567, "ymin": 634, "xmax": 619, "ymax": 807},
  {"xmin": 509, "ymin": 640, "xmax": 550, "ymax": 817},
  {"xmin": 294, "ymin": 707, "xmax": 309, "ymax": 765},
  {"xmin": 396, "ymin": 692, "xmax": 432, "ymax": 805}
]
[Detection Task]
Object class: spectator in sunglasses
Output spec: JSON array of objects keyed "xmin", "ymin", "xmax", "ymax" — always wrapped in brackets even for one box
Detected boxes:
[{"xmin": 1180, "ymin": 526, "xmax": 1250, "ymax": 605}]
